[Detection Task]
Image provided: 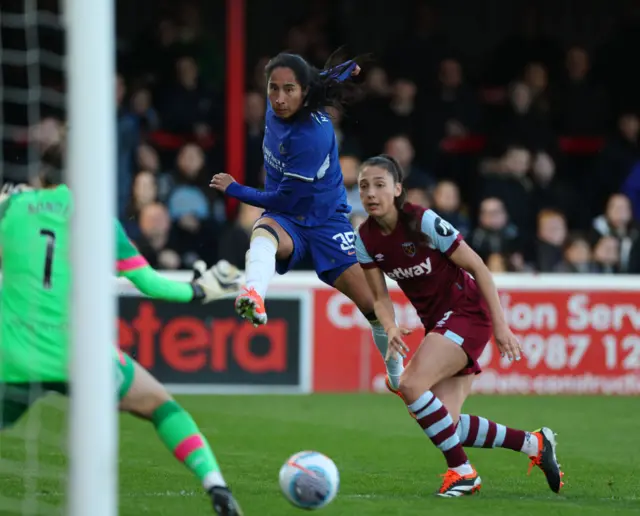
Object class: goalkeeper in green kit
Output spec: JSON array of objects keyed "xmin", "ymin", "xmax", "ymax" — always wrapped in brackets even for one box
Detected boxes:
[{"xmin": 0, "ymin": 145, "xmax": 244, "ymax": 516}]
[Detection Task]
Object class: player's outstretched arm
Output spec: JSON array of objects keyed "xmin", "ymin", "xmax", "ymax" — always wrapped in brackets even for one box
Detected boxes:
[
  {"xmin": 210, "ymin": 134, "xmax": 322, "ymax": 211},
  {"xmin": 121, "ymin": 260, "xmax": 243, "ymax": 304},
  {"xmin": 115, "ymin": 220, "xmax": 242, "ymax": 303},
  {"xmin": 210, "ymin": 172, "xmax": 308, "ymax": 212}
]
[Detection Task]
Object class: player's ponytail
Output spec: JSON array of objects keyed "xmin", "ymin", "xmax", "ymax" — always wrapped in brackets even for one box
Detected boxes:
[
  {"xmin": 360, "ymin": 154, "xmax": 430, "ymax": 246},
  {"xmin": 265, "ymin": 48, "xmax": 368, "ymax": 117}
]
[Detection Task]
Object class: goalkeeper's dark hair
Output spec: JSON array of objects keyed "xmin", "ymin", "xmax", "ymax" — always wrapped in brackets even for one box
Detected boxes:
[{"xmin": 39, "ymin": 144, "xmax": 65, "ymax": 186}]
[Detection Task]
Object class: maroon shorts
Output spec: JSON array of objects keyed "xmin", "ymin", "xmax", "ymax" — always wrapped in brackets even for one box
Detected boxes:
[{"xmin": 427, "ymin": 304, "xmax": 492, "ymax": 376}]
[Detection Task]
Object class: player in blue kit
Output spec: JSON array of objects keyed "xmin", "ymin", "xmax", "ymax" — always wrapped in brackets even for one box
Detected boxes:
[{"xmin": 210, "ymin": 52, "xmax": 404, "ymax": 389}]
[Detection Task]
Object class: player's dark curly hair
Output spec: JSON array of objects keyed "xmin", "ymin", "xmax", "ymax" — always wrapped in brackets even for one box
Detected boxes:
[
  {"xmin": 264, "ymin": 48, "xmax": 368, "ymax": 118},
  {"xmin": 360, "ymin": 154, "xmax": 430, "ymax": 245}
]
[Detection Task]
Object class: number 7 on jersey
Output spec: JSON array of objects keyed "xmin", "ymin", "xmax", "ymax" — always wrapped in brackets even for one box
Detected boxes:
[{"xmin": 40, "ymin": 229, "xmax": 56, "ymax": 288}]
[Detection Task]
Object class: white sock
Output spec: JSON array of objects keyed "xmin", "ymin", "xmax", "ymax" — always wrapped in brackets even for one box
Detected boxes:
[
  {"xmin": 245, "ymin": 235, "xmax": 277, "ymax": 299},
  {"xmin": 203, "ymin": 471, "xmax": 227, "ymax": 490},
  {"xmin": 370, "ymin": 323, "xmax": 404, "ymax": 388},
  {"xmin": 520, "ymin": 432, "xmax": 539, "ymax": 456},
  {"xmin": 451, "ymin": 462, "xmax": 474, "ymax": 476}
]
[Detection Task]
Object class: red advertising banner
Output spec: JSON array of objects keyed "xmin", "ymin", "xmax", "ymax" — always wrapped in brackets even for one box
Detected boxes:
[
  {"xmin": 313, "ymin": 288, "xmax": 640, "ymax": 395},
  {"xmin": 117, "ymin": 295, "xmax": 310, "ymax": 394}
]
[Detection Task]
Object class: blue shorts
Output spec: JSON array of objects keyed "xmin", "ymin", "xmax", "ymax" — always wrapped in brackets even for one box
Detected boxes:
[{"xmin": 261, "ymin": 212, "xmax": 357, "ymax": 286}]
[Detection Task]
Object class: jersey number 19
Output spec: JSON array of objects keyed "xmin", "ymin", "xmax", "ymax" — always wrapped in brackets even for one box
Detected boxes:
[{"xmin": 39, "ymin": 229, "xmax": 56, "ymax": 289}]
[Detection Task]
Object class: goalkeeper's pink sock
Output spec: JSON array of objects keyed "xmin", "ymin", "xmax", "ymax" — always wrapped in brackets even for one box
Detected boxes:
[{"xmin": 152, "ymin": 400, "xmax": 226, "ymax": 490}]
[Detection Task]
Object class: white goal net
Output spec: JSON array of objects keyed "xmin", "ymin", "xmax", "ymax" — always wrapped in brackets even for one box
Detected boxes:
[
  {"xmin": 0, "ymin": 0, "xmax": 117, "ymax": 514},
  {"xmin": 0, "ymin": 1, "xmax": 67, "ymax": 514}
]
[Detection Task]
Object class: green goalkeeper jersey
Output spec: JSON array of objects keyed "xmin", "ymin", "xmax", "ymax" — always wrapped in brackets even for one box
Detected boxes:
[{"xmin": 0, "ymin": 185, "xmax": 195, "ymax": 382}]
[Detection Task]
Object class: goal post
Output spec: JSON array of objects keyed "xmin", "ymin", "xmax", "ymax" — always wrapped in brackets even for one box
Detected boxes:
[{"xmin": 66, "ymin": 0, "xmax": 118, "ymax": 513}]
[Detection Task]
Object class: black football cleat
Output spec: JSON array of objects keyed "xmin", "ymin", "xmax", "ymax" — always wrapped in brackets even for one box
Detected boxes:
[
  {"xmin": 208, "ymin": 486, "xmax": 244, "ymax": 516},
  {"xmin": 527, "ymin": 427, "xmax": 564, "ymax": 493}
]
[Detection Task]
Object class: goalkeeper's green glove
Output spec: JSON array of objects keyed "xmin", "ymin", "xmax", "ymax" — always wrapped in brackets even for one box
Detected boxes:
[{"xmin": 190, "ymin": 260, "xmax": 244, "ymax": 303}]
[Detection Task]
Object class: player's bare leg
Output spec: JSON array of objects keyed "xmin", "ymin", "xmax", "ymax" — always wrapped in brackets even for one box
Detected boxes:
[
  {"xmin": 398, "ymin": 333, "xmax": 481, "ymax": 497},
  {"xmin": 433, "ymin": 376, "xmax": 564, "ymax": 493},
  {"xmin": 236, "ymin": 219, "xmax": 294, "ymax": 326},
  {"xmin": 333, "ymin": 264, "xmax": 404, "ymax": 389},
  {"xmin": 119, "ymin": 357, "xmax": 243, "ymax": 515}
]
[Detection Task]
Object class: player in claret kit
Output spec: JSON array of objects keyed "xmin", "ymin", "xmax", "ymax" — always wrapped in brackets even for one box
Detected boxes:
[
  {"xmin": 0, "ymin": 146, "xmax": 244, "ymax": 515},
  {"xmin": 210, "ymin": 51, "xmax": 404, "ymax": 391},
  {"xmin": 355, "ymin": 154, "xmax": 563, "ymax": 498}
]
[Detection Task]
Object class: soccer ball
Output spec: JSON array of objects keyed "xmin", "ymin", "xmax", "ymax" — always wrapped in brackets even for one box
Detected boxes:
[{"xmin": 279, "ymin": 451, "xmax": 340, "ymax": 510}]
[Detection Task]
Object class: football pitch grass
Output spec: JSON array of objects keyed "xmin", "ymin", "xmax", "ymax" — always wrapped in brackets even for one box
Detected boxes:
[{"xmin": 0, "ymin": 394, "xmax": 638, "ymax": 515}]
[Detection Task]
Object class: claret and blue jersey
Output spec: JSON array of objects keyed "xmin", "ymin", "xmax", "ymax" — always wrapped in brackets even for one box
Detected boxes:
[{"xmin": 226, "ymin": 103, "xmax": 358, "ymax": 286}]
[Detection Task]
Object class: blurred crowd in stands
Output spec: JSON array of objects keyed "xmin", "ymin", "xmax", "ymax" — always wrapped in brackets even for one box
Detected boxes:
[{"xmin": 10, "ymin": 1, "xmax": 640, "ymax": 274}]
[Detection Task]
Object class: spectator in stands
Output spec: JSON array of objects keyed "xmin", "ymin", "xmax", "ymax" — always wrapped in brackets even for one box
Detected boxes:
[
  {"xmin": 134, "ymin": 203, "xmax": 181, "ymax": 270},
  {"xmin": 592, "ymin": 235, "xmax": 620, "ymax": 274},
  {"xmin": 158, "ymin": 56, "xmax": 217, "ymax": 137},
  {"xmin": 167, "ymin": 144, "xmax": 211, "ymax": 218},
  {"xmin": 530, "ymin": 151, "xmax": 565, "ymax": 215},
  {"xmin": 218, "ymin": 203, "xmax": 263, "ymax": 269},
  {"xmin": 355, "ymin": 78, "xmax": 420, "ymax": 157},
  {"xmin": 132, "ymin": 170, "xmax": 158, "ymax": 208},
  {"xmin": 552, "ymin": 46, "xmax": 609, "ymax": 135},
  {"xmin": 348, "ymin": 66, "xmax": 391, "ymax": 155},
  {"xmin": 523, "ymin": 62, "xmax": 552, "ymax": 121},
  {"xmin": 469, "ymin": 197, "xmax": 522, "ymax": 265},
  {"xmin": 432, "ymin": 180, "xmax": 470, "ymax": 236},
  {"xmin": 251, "ymin": 56, "xmax": 270, "ymax": 92},
  {"xmin": 352, "ymin": 77, "xmax": 420, "ymax": 156},
  {"xmin": 480, "ymin": 146, "xmax": 536, "ymax": 235},
  {"xmin": 627, "ymin": 238, "xmax": 640, "ymax": 273},
  {"xmin": 137, "ymin": 143, "xmax": 160, "ymax": 174},
  {"xmin": 130, "ymin": 87, "xmax": 160, "ymax": 137},
  {"xmin": 386, "ymin": 78, "xmax": 421, "ymax": 143},
  {"xmin": 116, "ymin": 73, "xmax": 140, "ymax": 219},
  {"xmin": 383, "ymin": 135, "xmax": 434, "ymax": 189},
  {"xmin": 531, "ymin": 209, "xmax": 567, "ymax": 271},
  {"xmin": 123, "ymin": 170, "xmax": 158, "ymax": 238},
  {"xmin": 166, "ymin": 143, "xmax": 220, "ymax": 266},
  {"xmin": 488, "ymin": 82, "xmax": 555, "ymax": 154},
  {"xmin": 327, "ymin": 106, "xmax": 362, "ymax": 157},
  {"xmin": 596, "ymin": 112, "xmax": 640, "ymax": 212},
  {"xmin": 591, "ymin": 193, "xmax": 639, "ymax": 272},
  {"xmin": 340, "ymin": 155, "xmax": 364, "ymax": 215},
  {"xmin": 406, "ymin": 187, "xmax": 431, "ymax": 209},
  {"xmin": 422, "ymin": 58, "xmax": 479, "ymax": 149},
  {"xmin": 245, "ymin": 91, "xmax": 266, "ymax": 188},
  {"xmin": 554, "ymin": 233, "xmax": 596, "ymax": 273},
  {"xmin": 364, "ymin": 66, "xmax": 391, "ymax": 99},
  {"xmin": 137, "ymin": 144, "xmax": 172, "ymax": 201}
]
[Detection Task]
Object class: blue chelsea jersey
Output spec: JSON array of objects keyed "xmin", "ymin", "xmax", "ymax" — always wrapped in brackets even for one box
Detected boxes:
[{"xmin": 262, "ymin": 104, "xmax": 350, "ymax": 226}]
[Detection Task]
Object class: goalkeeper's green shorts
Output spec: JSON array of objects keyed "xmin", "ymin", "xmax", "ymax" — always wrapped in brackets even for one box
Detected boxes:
[{"xmin": 0, "ymin": 350, "xmax": 136, "ymax": 429}]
